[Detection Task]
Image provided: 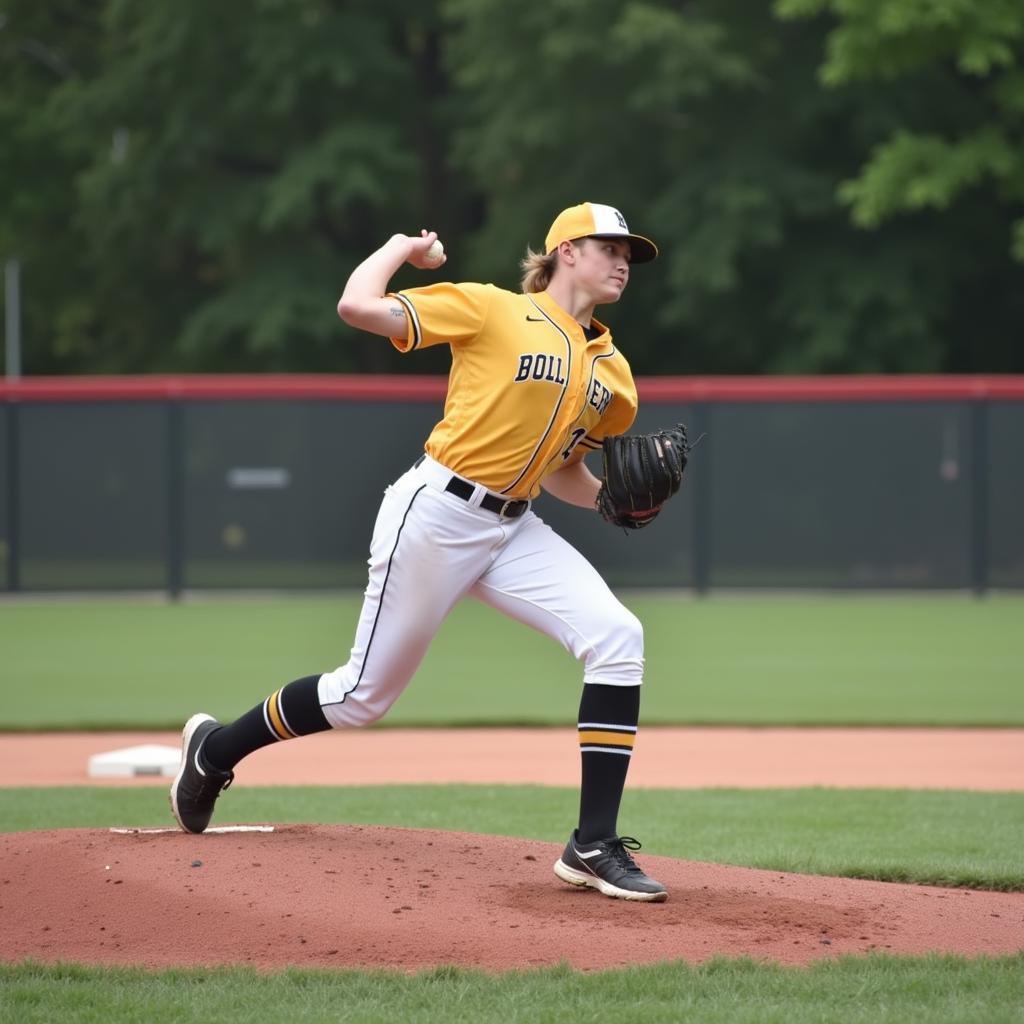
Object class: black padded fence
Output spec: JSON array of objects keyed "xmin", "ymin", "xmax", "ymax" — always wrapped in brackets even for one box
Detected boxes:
[{"xmin": 1, "ymin": 376, "xmax": 1021, "ymax": 594}]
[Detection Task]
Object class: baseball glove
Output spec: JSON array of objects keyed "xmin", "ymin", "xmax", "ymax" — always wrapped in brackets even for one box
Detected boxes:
[{"xmin": 596, "ymin": 423, "xmax": 700, "ymax": 531}]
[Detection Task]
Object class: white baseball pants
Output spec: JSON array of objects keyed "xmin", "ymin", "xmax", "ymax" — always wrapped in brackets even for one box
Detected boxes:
[{"xmin": 318, "ymin": 455, "xmax": 644, "ymax": 727}]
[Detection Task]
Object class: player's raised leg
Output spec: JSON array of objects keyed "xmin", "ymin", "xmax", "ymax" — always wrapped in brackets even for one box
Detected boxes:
[
  {"xmin": 169, "ymin": 675, "xmax": 328, "ymax": 834},
  {"xmin": 171, "ymin": 464, "xmax": 500, "ymax": 832}
]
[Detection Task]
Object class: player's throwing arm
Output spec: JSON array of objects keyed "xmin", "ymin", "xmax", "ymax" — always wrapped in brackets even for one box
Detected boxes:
[{"xmin": 336, "ymin": 230, "xmax": 447, "ymax": 338}]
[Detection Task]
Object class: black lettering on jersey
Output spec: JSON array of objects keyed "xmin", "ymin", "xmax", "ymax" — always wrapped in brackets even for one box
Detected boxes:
[
  {"xmin": 588, "ymin": 377, "xmax": 613, "ymax": 415},
  {"xmin": 514, "ymin": 354, "xmax": 566, "ymax": 385},
  {"xmin": 562, "ymin": 427, "xmax": 587, "ymax": 461}
]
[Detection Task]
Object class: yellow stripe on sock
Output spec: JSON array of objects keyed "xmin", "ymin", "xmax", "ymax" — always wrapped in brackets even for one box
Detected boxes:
[
  {"xmin": 578, "ymin": 730, "xmax": 635, "ymax": 749},
  {"xmin": 266, "ymin": 690, "xmax": 295, "ymax": 741}
]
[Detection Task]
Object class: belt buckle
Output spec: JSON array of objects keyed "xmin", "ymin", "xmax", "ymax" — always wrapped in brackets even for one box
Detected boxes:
[{"xmin": 499, "ymin": 499, "xmax": 524, "ymax": 518}]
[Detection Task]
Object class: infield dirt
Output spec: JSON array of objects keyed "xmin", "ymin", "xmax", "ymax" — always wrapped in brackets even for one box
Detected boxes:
[
  {"xmin": 2, "ymin": 727, "xmax": 1022, "ymax": 971},
  {"xmin": 3, "ymin": 823, "xmax": 1023, "ymax": 971},
  {"xmin": 2, "ymin": 726, "xmax": 1021, "ymax": 789}
]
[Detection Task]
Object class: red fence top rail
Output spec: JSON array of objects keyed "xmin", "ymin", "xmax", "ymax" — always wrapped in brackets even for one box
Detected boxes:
[
  {"xmin": 1, "ymin": 374, "xmax": 1023, "ymax": 403},
  {"xmin": 0, "ymin": 374, "xmax": 445, "ymax": 402}
]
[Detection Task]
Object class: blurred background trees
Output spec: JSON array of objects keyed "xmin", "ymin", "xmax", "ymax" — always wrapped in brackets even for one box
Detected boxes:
[{"xmin": 2, "ymin": 0, "xmax": 1021, "ymax": 375}]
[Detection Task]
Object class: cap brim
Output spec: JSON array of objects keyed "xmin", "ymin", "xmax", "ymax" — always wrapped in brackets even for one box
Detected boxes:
[{"xmin": 592, "ymin": 233, "xmax": 658, "ymax": 264}]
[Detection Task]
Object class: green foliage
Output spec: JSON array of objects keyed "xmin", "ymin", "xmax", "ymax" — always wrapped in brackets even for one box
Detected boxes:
[
  {"xmin": 839, "ymin": 129, "xmax": 1018, "ymax": 226},
  {"xmin": 0, "ymin": 2, "xmax": 106, "ymax": 370},
  {"xmin": 446, "ymin": 0, "xmax": 893, "ymax": 372},
  {"xmin": 775, "ymin": 0, "xmax": 1024, "ymax": 82},
  {"xmin": 2, "ymin": 0, "xmax": 463, "ymax": 373},
  {"xmin": 2, "ymin": 0, "xmax": 1023, "ymax": 374},
  {"xmin": 1013, "ymin": 219, "xmax": 1024, "ymax": 261},
  {"xmin": 777, "ymin": 0, "xmax": 1024, "ymax": 271}
]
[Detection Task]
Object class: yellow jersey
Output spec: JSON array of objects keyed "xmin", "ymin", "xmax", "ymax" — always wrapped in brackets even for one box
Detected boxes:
[{"xmin": 388, "ymin": 283, "xmax": 638, "ymax": 498}]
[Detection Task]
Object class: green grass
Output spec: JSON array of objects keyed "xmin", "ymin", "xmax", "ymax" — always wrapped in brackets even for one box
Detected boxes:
[
  {"xmin": 3, "ymin": 785, "xmax": 1022, "ymax": 891},
  {"xmin": 1, "ymin": 593, "xmax": 1023, "ymax": 729},
  {"xmin": 3, "ymin": 955, "xmax": 1023, "ymax": 1024}
]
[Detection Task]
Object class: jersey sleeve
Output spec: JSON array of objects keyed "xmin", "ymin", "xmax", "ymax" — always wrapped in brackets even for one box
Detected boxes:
[{"xmin": 386, "ymin": 281, "xmax": 493, "ymax": 353}]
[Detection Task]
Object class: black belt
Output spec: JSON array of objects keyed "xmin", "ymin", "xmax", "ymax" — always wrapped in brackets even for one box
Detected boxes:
[
  {"xmin": 415, "ymin": 455, "xmax": 529, "ymax": 518},
  {"xmin": 444, "ymin": 476, "xmax": 530, "ymax": 518}
]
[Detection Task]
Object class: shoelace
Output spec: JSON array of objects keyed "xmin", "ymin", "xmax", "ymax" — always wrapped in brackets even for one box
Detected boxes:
[
  {"xmin": 194, "ymin": 768, "xmax": 233, "ymax": 797},
  {"xmin": 606, "ymin": 836, "xmax": 644, "ymax": 874}
]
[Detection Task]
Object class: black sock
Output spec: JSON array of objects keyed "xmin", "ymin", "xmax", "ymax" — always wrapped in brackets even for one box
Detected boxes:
[
  {"xmin": 201, "ymin": 675, "xmax": 331, "ymax": 772},
  {"xmin": 576, "ymin": 683, "xmax": 641, "ymax": 844}
]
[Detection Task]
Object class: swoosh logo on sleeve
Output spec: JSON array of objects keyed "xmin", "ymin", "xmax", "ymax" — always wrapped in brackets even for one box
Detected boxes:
[{"xmin": 525, "ymin": 315, "xmax": 545, "ymax": 322}]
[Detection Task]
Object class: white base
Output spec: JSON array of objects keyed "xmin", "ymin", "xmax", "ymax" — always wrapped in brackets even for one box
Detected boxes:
[{"xmin": 88, "ymin": 744, "xmax": 182, "ymax": 778}]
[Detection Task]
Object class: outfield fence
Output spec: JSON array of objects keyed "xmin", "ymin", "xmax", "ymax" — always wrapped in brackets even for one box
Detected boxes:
[{"xmin": 1, "ymin": 375, "xmax": 1021, "ymax": 594}]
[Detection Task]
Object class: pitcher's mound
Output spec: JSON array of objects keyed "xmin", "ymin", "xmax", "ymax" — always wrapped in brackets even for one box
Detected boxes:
[{"xmin": 2, "ymin": 824, "xmax": 1020, "ymax": 971}]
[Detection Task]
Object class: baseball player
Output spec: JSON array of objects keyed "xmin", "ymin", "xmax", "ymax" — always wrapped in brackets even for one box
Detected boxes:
[{"xmin": 171, "ymin": 202, "xmax": 675, "ymax": 901}]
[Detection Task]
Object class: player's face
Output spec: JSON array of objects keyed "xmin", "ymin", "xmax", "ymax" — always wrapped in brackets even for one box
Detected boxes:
[{"xmin": 574, "ymin": 238, "xmax": 631, "ymax": 304}]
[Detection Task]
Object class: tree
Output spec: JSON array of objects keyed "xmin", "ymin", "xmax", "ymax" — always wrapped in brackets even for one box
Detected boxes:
[
  {"xmin": 7, "ymin": 0, "xmax": 468, "ymax": 373},
  {"xmin": 776, "ymin": 0, "xmax": 1024, "ymax": 370},
  {"xmin": 3, "ymin": 0, "xmax": 1020, "ymax": 375},
  {"xmin": 446, "ymin": 0, "xmax": 1023, "ymax": 371},
  {"xmin": 0, "ymin": 1, "xmax": 107, "ymax": 373},
  {"xmin": 446, "ymin": 0, "xmax": 963, "ymax": 371}
]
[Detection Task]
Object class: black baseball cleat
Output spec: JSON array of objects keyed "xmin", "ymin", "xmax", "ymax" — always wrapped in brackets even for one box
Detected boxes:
[
  {"xmin": 170, "ymin": 713, "xmax": 233, "ymax": 834},
  {"xmin": 554, "ymin": 830, "xmax": 668, "ymax": 902}
]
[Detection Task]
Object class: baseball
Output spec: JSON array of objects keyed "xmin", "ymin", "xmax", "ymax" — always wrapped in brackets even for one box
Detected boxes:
[{"xmin": 425, "ymin": 239, "xmax": 444, "ymax": 265}]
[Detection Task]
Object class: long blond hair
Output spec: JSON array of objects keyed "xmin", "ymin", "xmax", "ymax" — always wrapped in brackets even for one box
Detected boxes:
[{"xmin": 520, "ymin": 239, "xmax": 583, "ymax": 293}]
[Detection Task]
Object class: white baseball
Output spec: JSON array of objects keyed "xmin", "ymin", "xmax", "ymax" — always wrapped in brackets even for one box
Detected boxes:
[{"xmin": 425, "ymin": 239, "xmax": 444, "ymax": 264}]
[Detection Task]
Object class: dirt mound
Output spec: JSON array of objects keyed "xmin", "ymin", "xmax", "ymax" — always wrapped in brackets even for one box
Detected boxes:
[{"xmin": 2, "ymin": 825, "xmax": 1021, "ymax": 971}]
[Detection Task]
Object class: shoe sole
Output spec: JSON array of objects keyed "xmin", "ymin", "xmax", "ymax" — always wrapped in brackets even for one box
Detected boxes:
[
  {"xmin": 169, "ymin": 712, "xmax": 216, "ymax": 834},
  {"xmin": 553, "ymin": 858, "xmax": 669, "ymax": 902}
]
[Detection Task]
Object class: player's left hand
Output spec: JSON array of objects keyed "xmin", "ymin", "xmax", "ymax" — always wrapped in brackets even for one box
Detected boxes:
[{"xmin": 596, "ymin": 424, "xmax": 702, "ymax": 531}]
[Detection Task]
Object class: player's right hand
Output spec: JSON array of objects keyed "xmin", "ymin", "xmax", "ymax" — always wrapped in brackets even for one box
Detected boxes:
[{"xmin": 406, "ymin": 230, "xmax": 447, "ymax": 270}]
